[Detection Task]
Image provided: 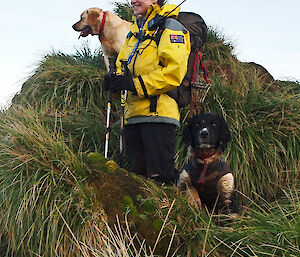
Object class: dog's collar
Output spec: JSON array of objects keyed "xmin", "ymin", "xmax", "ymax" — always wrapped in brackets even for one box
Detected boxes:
[
  {"xmin": 194, "ymin": 149, "xmax": 218, "ymax": 162},
  {"xmin": 99, "ymin": 12, "xmax": 107, "ymax": 37}
]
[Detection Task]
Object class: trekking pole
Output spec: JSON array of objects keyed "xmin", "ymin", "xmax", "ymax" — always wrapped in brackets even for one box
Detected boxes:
[
  {"xmin": 119, "ymin": 59, "xmax": 129, "ymax": 162},
  {"xmin": 104, "ymin": 57, "xmax": 117, "ymax": 158}
]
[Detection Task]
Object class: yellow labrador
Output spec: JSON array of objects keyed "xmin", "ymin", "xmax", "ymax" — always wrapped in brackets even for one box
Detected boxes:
[{"xmin": 72, "ymin": 8, "xmax": 130, "ymax": 70}]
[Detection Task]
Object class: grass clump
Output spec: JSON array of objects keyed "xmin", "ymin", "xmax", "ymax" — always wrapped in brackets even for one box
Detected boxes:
[
  {"xmin": 140, "ymin": 184, "xmax": 300, "ymax": 256},
  {"xmin": 0, "ymin": 106, "xmax": 106, "ymax": 256},
  {"xmin": 214, "ymin": 187, "xmax": 300, "ymax": 256},
  {"xmin": 12, "ymin": 49, "xmax": 106, "ymax": 112},
  {"xmin": 203, "ymin": 27, "xmax": 236, "ymax": 63}
]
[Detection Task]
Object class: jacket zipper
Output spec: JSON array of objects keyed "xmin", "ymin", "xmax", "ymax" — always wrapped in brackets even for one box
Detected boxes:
[
  {"xmin": 132, "ymin": 7, "xmax": 155, "ymax": 78},
  {"xmin": 132, "ymin": 50, "xmax": 139, "ymax": 77}
]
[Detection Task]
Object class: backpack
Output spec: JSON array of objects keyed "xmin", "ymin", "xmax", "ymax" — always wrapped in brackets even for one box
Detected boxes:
[
  {"xmin": 156, "ymin": 12, "xmax": 209, "ymax": 108},
  {"xmin": 127, "ymin": 12, "xmax": 209, "ymax": 111}
]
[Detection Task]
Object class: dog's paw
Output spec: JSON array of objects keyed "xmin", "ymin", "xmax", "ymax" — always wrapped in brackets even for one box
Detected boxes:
[
  {"xmin": 186, "ymin": 186, "xmax": 202, "ymax": 208},
  {"xmin": 177, "ymin": 170, "xmax": 191, "ymax": 190},
  {"xmin": 178, "ymin": 171, "xmax": 202, "ymax": 208}
]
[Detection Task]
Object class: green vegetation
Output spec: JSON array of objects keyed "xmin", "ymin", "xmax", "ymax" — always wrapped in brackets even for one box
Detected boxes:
[
  {"xmin": 113, "ymin": 0, "xmax": 133, "ymax": 21},
  {"xmin": 0, "ymin": 2, "xmax": 299, "ymax": 256}
]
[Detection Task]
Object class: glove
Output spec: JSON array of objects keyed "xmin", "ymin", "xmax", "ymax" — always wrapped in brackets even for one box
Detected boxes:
[
  {"xmin": 102, "ymin": 74, "xmax": 112, "ymax": 91},
  {"xmin": 103, "ymin": 74, "xmax": 136, "ymax": 93}
]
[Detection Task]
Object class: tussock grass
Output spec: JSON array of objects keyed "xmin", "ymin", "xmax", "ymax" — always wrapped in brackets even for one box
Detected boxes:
[
  {"xmin": 214, "ymin": 186, "xmax": 300, "ymax": 256},
  {"xmin": 13, "ymin": 48, "xmax": 106, "ymax": 112},
  {"xmin": 85, "ymin": 204, "xmax": 178, "ymax": 257},
  {"xmin": 0, "ymin": 106, "xmax": 106, "ymax": 256},
  {"xmin": 203, "ymin": 27, "xmax": 236, "ymax": 63},
  {"xmin": 142, "ymin": 184, "xmax": 300, "ymax": 256},
  {"xmin": 11, "ymin": 49, "xmax": 122, "ymax": 159},
  {"xmin": 43, "ymin": 107, "xmax": 121, "ymax": 156}
]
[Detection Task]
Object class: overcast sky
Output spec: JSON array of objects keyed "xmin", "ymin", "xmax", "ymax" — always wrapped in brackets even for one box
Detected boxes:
[{"xmin": 0, "ymin": 0, "xmax": 299, "ymax": 108}]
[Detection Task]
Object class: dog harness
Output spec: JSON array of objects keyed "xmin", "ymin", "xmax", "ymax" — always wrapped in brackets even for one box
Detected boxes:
[
  {"xmin": 194, "ymin": 151, "xmax": 217, "ymax": 183},
  {"xmin": 185, "ymin": 157, "xmax": 231, "ymax": 185}
]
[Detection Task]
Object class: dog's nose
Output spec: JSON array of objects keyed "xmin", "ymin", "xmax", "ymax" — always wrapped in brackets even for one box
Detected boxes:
[{"xmin": 200, "ymin": 128, "xmax": 209, "ymax": 138}]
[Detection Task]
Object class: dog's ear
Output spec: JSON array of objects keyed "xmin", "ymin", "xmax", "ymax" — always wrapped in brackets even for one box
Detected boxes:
[
  {"xmin": 182, "ymin": 119, "xmax": 192, "ymax": 146},
  {"xmin": 218, "ymin": 116, "xmax": 231, "ymax": 151},
  {"xmin": 87, "ymin": 9, "xmax": 100, "ymax": 27}
]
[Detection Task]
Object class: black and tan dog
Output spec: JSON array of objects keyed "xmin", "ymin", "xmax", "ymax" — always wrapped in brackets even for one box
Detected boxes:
[{"xmin": 178, "ymin": 113, "xmax": 239, "ymax": 215}]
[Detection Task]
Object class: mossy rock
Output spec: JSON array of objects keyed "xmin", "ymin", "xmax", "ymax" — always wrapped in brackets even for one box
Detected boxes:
[
  {"xmin": 86, "ymin": 154, "xmax": 176, "ymax": 255},
  {"xmin": 86, "ymin": 152, "xmax": 107, "ymax": 163},
  {"xmin": 86, "ymin": 152, "xmax": 119, "ymax": 175}
]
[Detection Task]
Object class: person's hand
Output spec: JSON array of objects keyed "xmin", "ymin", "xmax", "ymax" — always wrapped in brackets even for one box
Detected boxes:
[
  {"xmin": 103, "ymin": 74, "xmax": 136, "ymax": 93},
  {"xmin": 102, "ymin": 74, "xmax": 112, "ymax": 91}
]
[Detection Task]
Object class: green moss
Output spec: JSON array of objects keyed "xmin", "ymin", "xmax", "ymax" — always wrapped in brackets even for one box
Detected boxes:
[
  {"xmin": 105, "ymin": 160, "xmax": 118, "ymax": 173},
  {"xmin": 118, "ymin": 167, "xmax": 129, "ymax": 174},
  {"xmin": 86, "ymin": 152, "xmax": 107, "ymax": 163},
  {"xmin": 141, "ymin": 200, "xmax": 156, "ymax": 215},
  {"xmin": 86, "ymin": 152, "xmax": 120, "ymax": 174},
  {"xmin": 130, "ymin": 173, "xmax": 144, "ymax": 184},
  {"xmin": 122, "ymin": 195, "xmax": 138, "ymax": 216}
]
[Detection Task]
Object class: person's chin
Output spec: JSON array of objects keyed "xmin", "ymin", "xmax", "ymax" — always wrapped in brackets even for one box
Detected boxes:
[{"xmin": 133, "ymin": 8, "xmax": 146, "ymax": 17}]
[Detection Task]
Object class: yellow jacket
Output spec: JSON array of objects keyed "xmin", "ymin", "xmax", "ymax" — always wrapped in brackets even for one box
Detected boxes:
[{"xmin": 116, "ymin": 4, "xmax": 191, "ymax": 126}]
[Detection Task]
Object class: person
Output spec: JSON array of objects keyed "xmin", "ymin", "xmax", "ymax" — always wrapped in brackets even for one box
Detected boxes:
[{"xmin": 103, "ymin": 0, "xmax": 190, "ymax": 184}]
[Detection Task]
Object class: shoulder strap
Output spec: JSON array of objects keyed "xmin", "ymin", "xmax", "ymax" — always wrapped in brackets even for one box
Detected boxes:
[
  {"xmin": 153, "ymin": 17, "xmax": 189, "ymax": 46},
  {"xmin": 153, "ymin": 19, "xmax": 166, "ymax": 46},
  {"xmin": 126, "ymin": 31, "xmax": 133, "ymax": 39}
]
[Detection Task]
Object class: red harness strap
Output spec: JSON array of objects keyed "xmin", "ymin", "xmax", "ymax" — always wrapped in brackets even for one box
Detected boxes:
[
  {"xmin": 191, "ymin": 50, "xmax": 211, "ymax": 86},
  {"xmin": 197, "ymin": 158, "xmax": 208, "ymax": 184},
  {"xmin": 99, "ymin": 12, "xmax": 107, "ymax": 37},
  {"xmin": 196, "ymin": 151, "xmax": 217, "ymax": 184}
]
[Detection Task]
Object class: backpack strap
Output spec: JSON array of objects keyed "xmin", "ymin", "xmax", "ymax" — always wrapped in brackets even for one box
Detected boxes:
[
  {"xmin": 126, "ymin": 31, "xmax": 134, "ymax": 39},
  {"xmin": 125, "ymin": 16, "xmax": 165, "ymax": 46}
]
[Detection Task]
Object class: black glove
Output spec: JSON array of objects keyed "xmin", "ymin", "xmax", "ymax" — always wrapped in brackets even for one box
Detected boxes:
[
  {"xmin": 103, "ymin": 74, "xmax": 136, "ymax": 93},
  {"xmin": 103, "ymin": 74, "xmax": 112, "ymax": 91}
]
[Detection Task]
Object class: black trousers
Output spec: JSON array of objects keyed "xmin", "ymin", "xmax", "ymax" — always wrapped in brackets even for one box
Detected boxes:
[{"xmin": 124, "ymin": 123, "xmax": 178, "ymax": 184}]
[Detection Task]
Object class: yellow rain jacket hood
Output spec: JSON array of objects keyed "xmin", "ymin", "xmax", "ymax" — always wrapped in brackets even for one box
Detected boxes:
[{"xmin": 116, "ymin": 3, "xmax": 191, "ymax": 126}]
